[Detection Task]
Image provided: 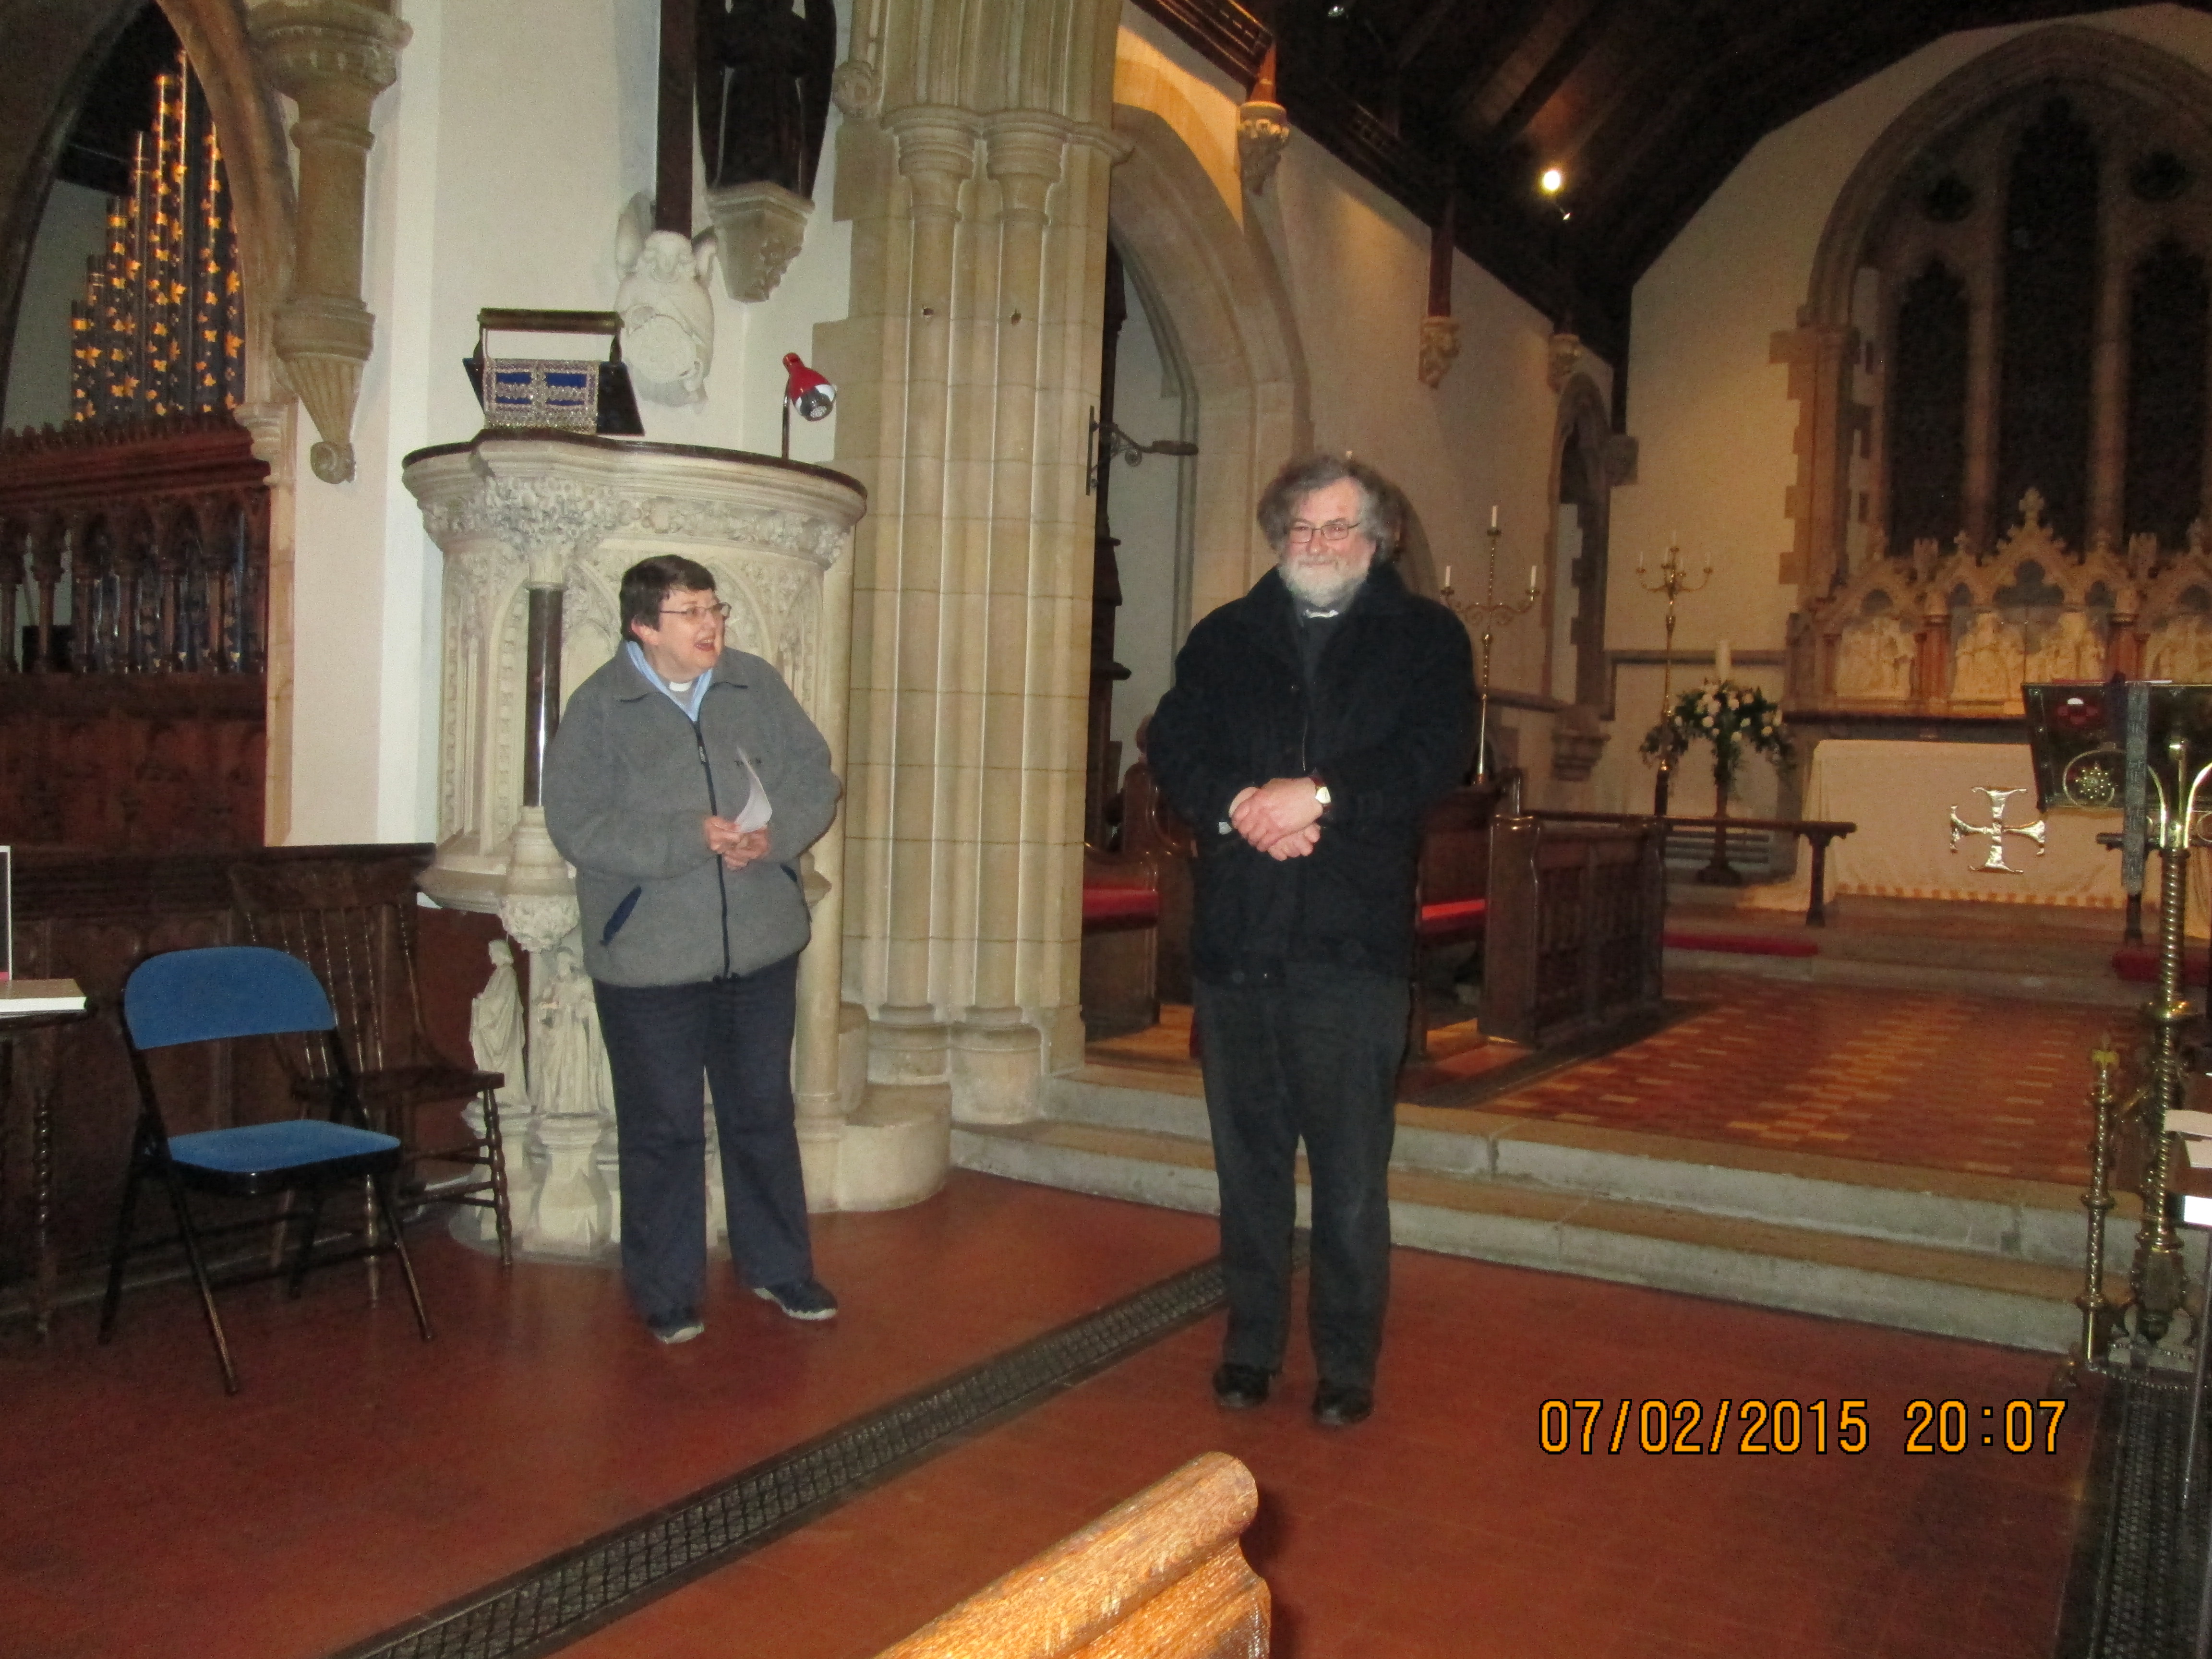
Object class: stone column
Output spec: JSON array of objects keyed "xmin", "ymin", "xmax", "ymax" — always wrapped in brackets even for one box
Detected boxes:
[{"xmin": 247, "ymin": 0, "xmax": 409, "ymax": 485}]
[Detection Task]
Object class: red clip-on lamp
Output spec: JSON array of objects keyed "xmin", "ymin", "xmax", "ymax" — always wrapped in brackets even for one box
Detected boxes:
[{"xmin": 781, "ymin": 353, "xmax": 835, "ymax": 458}]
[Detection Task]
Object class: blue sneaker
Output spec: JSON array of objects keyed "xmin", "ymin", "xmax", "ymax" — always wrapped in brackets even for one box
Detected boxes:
[
  {"xmin": 752, "ymin": 1278, "xmax": 839, "ymax": 1322},
  {"xmin": 649, "ymin": 1311, "xmax": 705, "ymax": 1345}
]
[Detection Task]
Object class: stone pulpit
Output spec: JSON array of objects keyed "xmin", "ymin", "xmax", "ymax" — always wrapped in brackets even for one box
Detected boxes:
[{"xmin": 405, "ymin": 431, "xmax": 943, "ymax": 1259}]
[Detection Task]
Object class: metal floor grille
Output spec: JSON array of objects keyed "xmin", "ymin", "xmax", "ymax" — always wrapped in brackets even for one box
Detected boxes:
[
  {"xmin": 330, "ymin": 1253, "xmax": 1235, "ymax": 1659},
  {"xmin": 2068, "ymin": 1377, "xmax": 2207, "ymax": 1659}
]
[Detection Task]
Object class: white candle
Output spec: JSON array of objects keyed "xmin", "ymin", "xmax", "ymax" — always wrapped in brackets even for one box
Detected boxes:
[
  {"xmin": 1635, "ymin": 548, "xmax": 1647, "ymax": 574},
  {"xmin": 1490, "ymin": 504, "xmax": 1500, "ymax": 531},
  {"xmin": 1527, "ymin": 565, "xmax": 1539, "ymax": 593},
  {"xmin": 1443, "ymin": 565, "xmax": 1453, "ymax": 591},
  {"xmin": 1715, "ymin": 638, "xmax": 1731, "ymax": 680}
]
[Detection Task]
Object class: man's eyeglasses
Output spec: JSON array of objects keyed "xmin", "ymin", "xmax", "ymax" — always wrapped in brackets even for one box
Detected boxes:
[
  {"xmin": 659, "ymin": 603, "xmax": 732, "ymax": 623},
  {"xmin": 1285, "ymin": 519, "xmax": 1362, "ymax": 546}
]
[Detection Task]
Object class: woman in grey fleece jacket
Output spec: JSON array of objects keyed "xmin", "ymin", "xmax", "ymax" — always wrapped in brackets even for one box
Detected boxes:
[{"xmin": 543, "ymin": 554, "xmax": 842, "ymax": 1344}]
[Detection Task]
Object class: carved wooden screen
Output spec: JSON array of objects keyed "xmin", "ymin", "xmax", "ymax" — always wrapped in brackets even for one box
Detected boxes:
[
  {"xmin": 1480, "ymin": 816, "xmax": 1664, "ymax": 1048},
  {"xmin": 0, "ymin": 415, "xmax": 268, "ymax": 851}
]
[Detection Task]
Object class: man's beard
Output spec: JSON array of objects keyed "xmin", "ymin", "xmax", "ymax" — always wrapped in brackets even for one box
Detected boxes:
[{"xmin": 1280, "ymin": 553, "xmax": 1370, "ymax": 613}]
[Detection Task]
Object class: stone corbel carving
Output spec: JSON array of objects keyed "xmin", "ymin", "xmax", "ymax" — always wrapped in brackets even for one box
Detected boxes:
[
  {"xmin": 1418, "ymin": 316, "xmax": 1461, "ymax": 390},
  {"xmin": 1237, "ymin": 102, "xmax": 1290, "ymax": 195},
  {"xmin": 1548, "ymin": 331, "xmax": 1583, "ymax": 392},
  {"xmin": 706, "ymin": 180, "xmax": 813, "ymax": 302},
  {"xmin": 831, "ymin": 57, "xmax": 880, "ymax": 121},
  {"xmin": 247, "ymin": 0, "xmax": 410, "ymax": 486}
]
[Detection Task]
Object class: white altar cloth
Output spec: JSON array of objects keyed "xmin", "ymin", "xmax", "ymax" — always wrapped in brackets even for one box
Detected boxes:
[{"xmin": 1803, "ymin": 738, "xmax": 2124, "ymax": 908}]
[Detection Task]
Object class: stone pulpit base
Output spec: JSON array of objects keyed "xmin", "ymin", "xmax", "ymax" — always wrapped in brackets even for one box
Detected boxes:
[{"xmin": 404, "ymin": 431, "xmax": 947, "ymax": 1261}]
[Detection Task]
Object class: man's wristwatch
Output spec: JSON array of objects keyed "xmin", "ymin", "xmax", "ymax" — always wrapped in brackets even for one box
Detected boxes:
[{"xmin": 1310, "ymin": 774, "xmax": 1331, "ymax": 807}]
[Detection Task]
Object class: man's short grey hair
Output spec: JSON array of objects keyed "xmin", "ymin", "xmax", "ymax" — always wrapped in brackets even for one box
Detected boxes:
[{"xmin": 1256, "ymin": 453, "xmax": 1407, "ymax": 559}]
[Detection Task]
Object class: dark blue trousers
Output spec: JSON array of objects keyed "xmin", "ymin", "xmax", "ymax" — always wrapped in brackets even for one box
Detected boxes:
[
  {"xmin": 593, "ymin": 954, "xmax": 813, "ymax": 1323},
  {"xmin": 1193, "ymin": 963, "xmax": 1408, "ymax": 1390}
]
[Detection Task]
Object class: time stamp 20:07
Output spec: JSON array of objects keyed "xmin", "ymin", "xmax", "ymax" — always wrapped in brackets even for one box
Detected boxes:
[{"xmin": 1538, "ymin": 1398, "xmax": 2070, "ymax": 1456}]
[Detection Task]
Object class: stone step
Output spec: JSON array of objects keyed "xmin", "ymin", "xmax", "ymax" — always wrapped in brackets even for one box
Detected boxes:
[{"xmin": 947, "ymin": 1067, "xmax": 2134, "ymax": 1353}]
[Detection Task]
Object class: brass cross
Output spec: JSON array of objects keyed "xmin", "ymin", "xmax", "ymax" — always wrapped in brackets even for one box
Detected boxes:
[{"xmin": 1948, "ymin": 786, "xmax": 2048, "ymax": 874}]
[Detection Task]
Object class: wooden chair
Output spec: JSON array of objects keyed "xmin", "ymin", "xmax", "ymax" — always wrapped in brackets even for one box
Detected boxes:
[
  {"xmin": 100, "ymin": 946, "xmax": 433, "ymax": 1394},
  {"xmin": 228, "ymin": 855, "xmax": 513, "ymax": 1267}
]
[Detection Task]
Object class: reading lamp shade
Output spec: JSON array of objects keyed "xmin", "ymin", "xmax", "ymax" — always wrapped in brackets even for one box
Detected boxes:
[{"xmin": 782, "ymin": 352, "xmax": 835, "ymax": 420}]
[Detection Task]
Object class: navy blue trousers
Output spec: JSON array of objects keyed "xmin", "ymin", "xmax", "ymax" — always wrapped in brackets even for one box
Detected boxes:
[
  {"xmin": 1193, "ymin": 963, "xmax": 1408, "ymax": 1390},
  {"xmin": 593, "ymin": 954, "xmax": 813, "ymax": 1323}
]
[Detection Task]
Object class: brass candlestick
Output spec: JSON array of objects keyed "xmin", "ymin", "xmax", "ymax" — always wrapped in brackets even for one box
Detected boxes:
[
  {"xmin": 1441, "ymin": 513, "xmax": 1539, "ymax": 781},
  {"xmin": 1635, "ymin": 536, "xmax": 1713, "ymax": 816}
]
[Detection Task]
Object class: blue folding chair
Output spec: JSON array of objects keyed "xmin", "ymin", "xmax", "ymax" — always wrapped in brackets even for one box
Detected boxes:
[{"xmin": 98, "ymin": 946, "xmax": 434, "ymax": 1394}]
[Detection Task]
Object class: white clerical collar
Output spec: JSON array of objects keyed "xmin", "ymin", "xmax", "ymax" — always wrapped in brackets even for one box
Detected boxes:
[{"xmin": 625, "ymin": 640, "xmax": 713, "ymax": 720}]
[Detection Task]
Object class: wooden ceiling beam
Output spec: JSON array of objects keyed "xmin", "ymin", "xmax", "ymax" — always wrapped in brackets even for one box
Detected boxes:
[
  {"xmin": 1391, "ymin": 0, "xmax": 1470, "ymax": 70},
  {"xmin": 1443, "ymin": 0, "xmax": 1552, "ymax": 132},
  {"xmin": 1488, "ymin": 0, "xmax": 1625, "ymax": 147}
]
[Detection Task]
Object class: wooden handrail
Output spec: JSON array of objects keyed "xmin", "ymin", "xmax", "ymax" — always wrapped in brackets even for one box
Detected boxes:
[
  {"xmin": 875, "ymin": 1452, "xmax": 1268, "ymax": 1659},
  {"xmin": 1526, "ymin": 810, "xmax": 1858, "ymax": 926}
]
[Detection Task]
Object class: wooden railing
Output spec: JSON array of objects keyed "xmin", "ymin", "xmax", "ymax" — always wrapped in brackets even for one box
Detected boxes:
[
  {"xmin": 876, "ymin": 1453, "xmax": 1268, "ymax": 1659},
  {"xmin": 0, "ymin": 414, "xmax": 269, "ymax": 851},
  {"xmin": 1531, "ymin": 810, "xmax": 1858, "ymax": 925}
]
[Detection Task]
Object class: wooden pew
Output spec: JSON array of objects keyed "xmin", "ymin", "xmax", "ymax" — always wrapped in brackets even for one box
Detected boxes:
[
  {"xmin": 875, "ymin": 1452, "xmax": 1268, "ymax": 1659},
  {"xmin": 1480, "ymin": 815, "xmax": 1666, "ymax": 1047},
  {"xmin": 1080, "ymin": 842, "xmax": 1162, "ymax": 1040},
  {"xmin": 1407, "ymin": 776, "xmax": 1518, "ymax": 1059}
]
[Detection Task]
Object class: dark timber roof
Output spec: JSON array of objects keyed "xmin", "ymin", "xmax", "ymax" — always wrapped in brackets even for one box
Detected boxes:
[{"xmin": 1131, "ymin": 0, "xmax": 2212, "ymax": 363}]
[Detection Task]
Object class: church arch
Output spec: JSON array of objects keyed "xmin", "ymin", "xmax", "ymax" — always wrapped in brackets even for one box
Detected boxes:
[
  {"xmin": 1784, "ymin": 24, "xmax": 2212, "ymax": 601},
  {"xmin": 1106, "ymin": 101, "xmax": 1310, "ymax": 629}
]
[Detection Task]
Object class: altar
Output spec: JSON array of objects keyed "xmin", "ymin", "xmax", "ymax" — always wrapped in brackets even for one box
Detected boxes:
[{"xmin": 1803, "ymin": 738, "xmax": 2123, "ymax": 909}]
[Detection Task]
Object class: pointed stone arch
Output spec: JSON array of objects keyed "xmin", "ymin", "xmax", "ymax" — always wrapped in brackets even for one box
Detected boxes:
[{"xmin": 1107, "ymin": 102, "xmax": 1310, "ymax": 629}]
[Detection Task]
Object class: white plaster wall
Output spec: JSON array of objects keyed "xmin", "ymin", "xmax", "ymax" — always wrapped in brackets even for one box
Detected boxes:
[
  {"xmin": 1593, "ymin": 3, "xmax": 2212, "ymax": 816},
  {"xmin": 283, "ymin": 0, "xmax": 853, "ymax": 844},
  {"xmin": 1, "ymin": 180, "xmax": 108, "ymax": 433}
]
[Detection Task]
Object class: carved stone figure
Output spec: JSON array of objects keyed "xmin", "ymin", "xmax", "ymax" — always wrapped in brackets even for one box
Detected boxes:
[
  {"xmin": 2024, "ymin": 609, "xmax": 2104, "ymax": 682},
  {"xmin": 614, "ymin": 197, "xmax": 716, "ymax": 405},
  {"xmin": 468, "ymin": 938, "xmax": 530, "ymax": 1109},
  {"xmin": 2147, "ymin": 612, "xmax": 2212, "ymax": 682},
  {"xmin": 1836, "ymin": 613, "xmax": 1915, "ymax": 700},
  {"xmin": 1417, "ymin": 316, "xmax": 1461, "ymax": 390},
  {"xmin": 1951, "ymin": 610, "xmax": 2026, "ymax": 702}
]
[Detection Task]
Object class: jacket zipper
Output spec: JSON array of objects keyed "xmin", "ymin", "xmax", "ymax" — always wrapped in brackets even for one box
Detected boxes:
[{"xmin": 694, "ymin": 715, "xmax": 733, "ymax": 978}]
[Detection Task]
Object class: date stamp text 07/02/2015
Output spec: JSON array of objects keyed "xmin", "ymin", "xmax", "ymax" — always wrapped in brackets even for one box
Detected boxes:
[{"xmin": 1537, "ymin": 1398, "xmax": 2070, "ymax": 1456}]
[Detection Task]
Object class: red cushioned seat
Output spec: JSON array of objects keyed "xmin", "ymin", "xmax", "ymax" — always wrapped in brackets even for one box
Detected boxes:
[
  {"xmin": 1082, "ymin": 886, "xmax": 1159, "ymax": 928},
  {"xmin": 1418, "ymin": 897, "xmax": 1486, "ymax": 941}
]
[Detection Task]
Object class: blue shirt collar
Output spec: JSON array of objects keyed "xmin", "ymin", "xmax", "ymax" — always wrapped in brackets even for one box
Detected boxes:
[{"xmin": 625, "ymin": 639, "xmax": 713, "ymax": 720}]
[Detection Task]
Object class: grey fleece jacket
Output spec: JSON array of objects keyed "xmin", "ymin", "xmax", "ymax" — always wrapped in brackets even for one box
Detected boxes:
[{"xmin": 542, "ymin": 645, "xmax": 840, "ymax": 987}]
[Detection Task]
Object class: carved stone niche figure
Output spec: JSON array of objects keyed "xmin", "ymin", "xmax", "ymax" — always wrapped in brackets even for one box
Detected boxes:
[
  {"xmin": 1835, "ymin": 612, "xmax": 1915, "ymax": 700},
  {"xmin": 2146, "ymin": 611, "xmax": 2212, "ymax": 681},
  {"xmin": 614, "ymin": 195, "xmax": 716, "ymax": 405},
  {"xmin": 1951, "ymin": 610, "xmax": 2027, "ymax": 702},
  {"xmin": 696, "ymin": 0, "xmax": 836, "ymax": 198},
  {"xmin": 2024, "ymin": 609, "xmax": 2105, "ymax": 682}
]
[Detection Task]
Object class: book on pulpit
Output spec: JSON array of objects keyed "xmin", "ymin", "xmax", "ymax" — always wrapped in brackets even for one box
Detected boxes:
[{"xmin": 0, "ymin": 980, "xmax": 83, "ymax": 1014}]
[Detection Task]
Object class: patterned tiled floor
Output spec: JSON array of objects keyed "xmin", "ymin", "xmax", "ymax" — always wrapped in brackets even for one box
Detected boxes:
[{"xmin": 1481, "ymin": 971, "xmax": 2121, "ymax": 1185}]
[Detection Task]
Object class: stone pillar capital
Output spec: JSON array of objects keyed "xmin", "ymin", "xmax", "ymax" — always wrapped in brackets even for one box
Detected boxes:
[
  {"xmin": 885, "ymin": 106, "xmax": 980, "ymax": 200},
  {"xmin": 247, "ymin": 0, "xmax": 408, "ymax": 100}
]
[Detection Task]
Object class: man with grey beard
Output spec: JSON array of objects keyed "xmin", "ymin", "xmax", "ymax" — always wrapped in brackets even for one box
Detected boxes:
[{"xmin": 1149, "ymin": 453, "xmax": 1472, "ymax": 1428}]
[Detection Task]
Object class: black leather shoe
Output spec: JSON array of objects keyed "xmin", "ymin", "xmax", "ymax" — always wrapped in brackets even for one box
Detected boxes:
[
  {"xmin": 1212, "ymin": 1363, "xmax": 1272, "ymax": 1410},
  {"xmin": 1312, "ymin": 1381, "xmax": 1373, "ymax": 1427}
]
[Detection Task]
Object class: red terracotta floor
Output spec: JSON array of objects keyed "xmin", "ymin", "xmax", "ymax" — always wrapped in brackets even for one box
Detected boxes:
[
  {"xmin": 3, "ymin": 1173, "xmax": 2091, "ymax": 1659},
  {"xmin": 1477, "ymin": 972, "xmax": 2119, "ymax": 1185}
]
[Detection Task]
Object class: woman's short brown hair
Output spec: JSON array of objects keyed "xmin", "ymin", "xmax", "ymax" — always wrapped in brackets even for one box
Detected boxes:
[{"xmin": 619, "ymin": 555, "xmax": 718, "ymax": 638}]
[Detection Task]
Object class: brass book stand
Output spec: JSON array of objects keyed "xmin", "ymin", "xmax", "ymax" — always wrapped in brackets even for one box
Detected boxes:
[{"xmin": 2028, "ymin": 680, "xmax": 2212, "ymax": 1382}]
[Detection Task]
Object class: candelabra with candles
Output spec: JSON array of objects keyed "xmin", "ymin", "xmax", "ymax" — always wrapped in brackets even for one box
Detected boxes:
[
  {"xmin": 1441, "ymin": 507, "xmax": 1540, "ymax": 780},
  {"xmin": 1635, "ymin": 535, "xmax": 1714, "ymax": 816}
]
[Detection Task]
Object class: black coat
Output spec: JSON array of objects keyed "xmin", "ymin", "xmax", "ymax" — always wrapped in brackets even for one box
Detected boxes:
[{"xmin": 1148, "ymin": 562, "xmax": 1475, "ymax": 986}]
